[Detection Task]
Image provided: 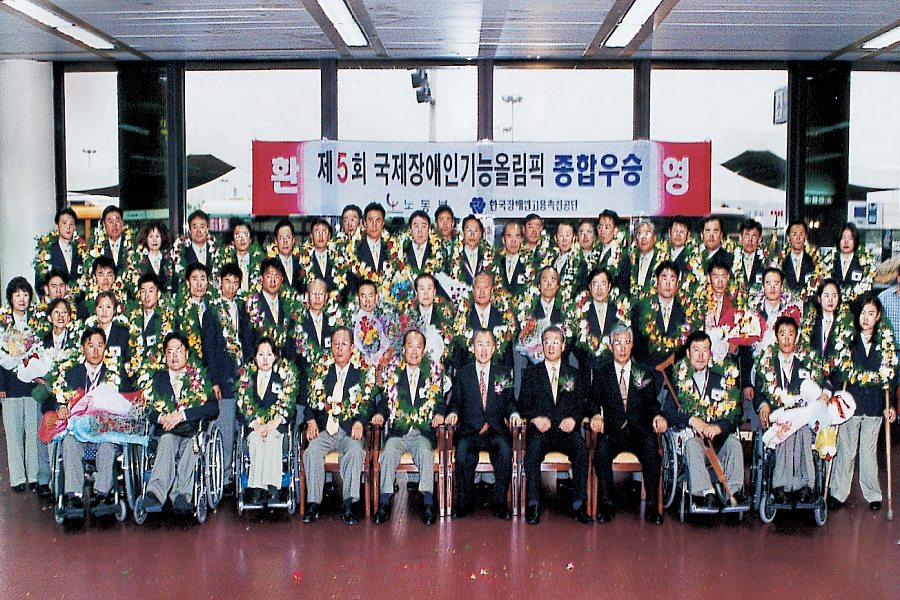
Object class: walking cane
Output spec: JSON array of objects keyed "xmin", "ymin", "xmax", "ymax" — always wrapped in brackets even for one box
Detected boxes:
[{"xmin": 886, "ymin": 388, "xmax": 893, "ymax": 521}]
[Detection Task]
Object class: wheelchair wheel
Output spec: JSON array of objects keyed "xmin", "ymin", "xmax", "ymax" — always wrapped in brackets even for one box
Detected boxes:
[
  {"xmin": 679, "ymin": 488, "xmax": 687, "ymax": 523},
  {"xmin": 814, "ymin": 497, "xmax": 827, "ymax": 526},
  {"xmin": 205, "ymin": 426, "xmax": 224, "ymax": 510},
  {"xmin": 133, "ymin": 499, "xmax": 147, "ymax": 525},
  {"xmin": 123, "ymin": 445, "xmax": 145, "ymax": 511},
  {"xmin": 661, "ymin": 432, "xmax": 678, "ymax": 509},
  {"xmin": 54, "ymin": 496, "xmax": 66, "ymax": 525},
  {"xmin": 196, "ymin": 495, "xmax": 208, "ymax": 524},
  {"xmin": 115, "ymin": 496, "xmax": 128, "ymax": 522},
  {"xmin": 759, "ymin": 489, "xmax": 777, "ymax": 523}
]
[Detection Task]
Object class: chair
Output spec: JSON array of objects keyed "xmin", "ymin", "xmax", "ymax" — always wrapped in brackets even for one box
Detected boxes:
[
  {"xmin": 585, "ymin": 428, "xmax": 664, "ymax": 519},
  {"xmin": 371, "ymin": 424, "xmax": 446, "ymax": 517},
  {"xmin": 445, "ymin": 423, "xmax": 518, "ymax": 517}
]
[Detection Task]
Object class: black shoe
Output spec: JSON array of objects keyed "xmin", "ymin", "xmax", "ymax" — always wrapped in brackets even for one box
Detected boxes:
[
  {"xmin": 493, "ymin": 502, "xmax": 512, "ymax": 520},
  {"xmin": 267, "ymin": 485, "xmax": 279, "ymax": 502},
  {"xmin": 303, "ymin": 502, "xmax": 320, "ymax": 523},
  {"xmin": 341, "ymin": 500, "xmax": 357, "ymax": 525},
  {"xmin": 452, "ymin": 503, "xmax": 472, "ymax": 519},
  {"xmin": 374, "ymin": 502, "xmax": 391, "ymax": 524},
  {"xmin": 222, "ymin": 481, "xmax": 236, "ymax": 498},
  {"xmin": 826, "ymin": 496, "xmax": 844, "ymax": 510},
  {"xmin": 732, "ymin": 490, "xmax": 749, "ymax": 505},
  {"xmin": 526, "ymin": 504, "xmax": 541, "ymax": 524},
  {"xmin": 142, "ymin": 492, "xmax": 161, "ymax": 510},
  {"xmin": 422, "ymin": 503, "xmax": 437, "ymax": 525},
  {"xmin": 796, "ymin": 486, "xmax": 814, "ymax": 504},
  {"xmin": 597, "ymin": 503, "xmax": 615, "ymax": 523},
  {"xmin": 12, "ymin": 483, "xmax": 25, "ymax": 492},
  {"xmin": 770, "ymin": 487, "xmax": 788, "ymax": 505},
  {"xmin": 250, "ymin": 488, "xmax": 266, "ymax": 504},
  {"xmin": 645, "ymin": 510, "xmax": 663, "ymax": 524},
  {"xmin": 569, "ymin": 505, "xmax": 593, "ymax": 524},
  {"xmin": 36, "ymin": 484, "xmax": 52, "ymax": 499},
  {"xmin": 702, "ymin": 493, "xmax": 718, "ymax": 510},
  {"xmin": 870, "ymin": 501, "xmax": 882, "ymax": 511},
  {"xmin": 90, "ymin": 493, "xmax": 103, "ymax": 509},
  {"xmin": 65, "ymin": 494, "xmax": 84, "ymax": 511},
  {"xmin": 29, "ymin": 482, "xmax": 38, "ymax": 491},
  {"xmin": 91, "ymin": 493, "xmax": 117, "ymax": 516},
  {"xmin": 173, "ymin": 494, "xmax": 191, "ymax": 515}
]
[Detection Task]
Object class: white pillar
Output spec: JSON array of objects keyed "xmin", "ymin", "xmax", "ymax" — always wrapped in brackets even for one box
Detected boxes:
[{"xmin": 0, "ymin": 60, "xmax": 56, "ymax": 295}]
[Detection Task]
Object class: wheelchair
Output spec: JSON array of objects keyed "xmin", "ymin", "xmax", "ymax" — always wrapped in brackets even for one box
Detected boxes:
[
  {"xmin": 234, "ymin": 422, "xmax": 301, "ymax": 515},
  {"xmin": 750, "ymin": 429, "xmax": 828, "ymax": 526},
  {"xmin": 133, "ymin": 420, "xmax": 224, "ymax": 524},
  {"xmin": 660, "ymin": 428, "xmax": 752, "ymax": 522}
]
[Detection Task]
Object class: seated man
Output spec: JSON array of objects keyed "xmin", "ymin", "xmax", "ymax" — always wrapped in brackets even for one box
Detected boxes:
[
  {"xmin": 519, "ymin": 326, "xmax": 592, "ymax": 524},
  {"xmin": 754, "ymin": 316, "xmax": 831, "ymax": 505},
  {"xmin": 143, "ymin": 332, "xmax": 220, "ymax": 514},
  {"xmin": 662, "ymin": 331, "xmax": 747, "ymax": 509},
  {"xmin": 445, "ymin": 328, "xmax": 521, "ymax": 520},
  {"xmin": 589, "ymin": 324, "xmax": 667, "ymax": 524},
  {"xmin": 301, "ymin": 327, "xmax": 380, "ymax": 525},
  {"xmin": 372, "ymin": 330, "xmax": 446, "ymax": 525},
  {"xmin": 43, "ymin": 327, "xmax": 119, "ymax": 516}
]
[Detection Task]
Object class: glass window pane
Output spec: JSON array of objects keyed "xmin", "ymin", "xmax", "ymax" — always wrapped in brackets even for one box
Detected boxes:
[
  {"xmin": 493, "ymin": 67, "xmax": 632, "ymax": 142},
  {"xmin": 185, "ymin": 69, "xmax": 320, "ymax": 217},
  {"xmin": 651, "ymin": 69, "xmax": 788, "ymax": 228},
  {"xmin": 65, "ymin": 71, "xmax": 118, "ymax": 208}
]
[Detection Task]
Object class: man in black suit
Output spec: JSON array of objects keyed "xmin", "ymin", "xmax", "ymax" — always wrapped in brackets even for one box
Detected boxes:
[
  {"xmin": 781, "ymin": 219, "xmax": 818, "ymax": 295},
  {"xmin": 445, "ymin": 328, "xmax": 521, "ymax": 520},
  {"xmin": 308, "ymin": 218, "xmax": 337, "ymax": 293},
  {"xmin": 273, "ymin": 219, "xmax": 303, "ymax": 292},
  {"xmin": 495, "ymin": 222, "xmax": 529, "ymax": 297},
  {"xmin": 458, "ymin": 214, "xmax": 489, "ymax": 286},
  {"xmin": 701, "ymin": 216, "xmax": 733, "ymax": 269},
  {"xmin": 735, "ymin": 218, "xmax": 765, "ymax": 292},
  {"xmin": 668, "ymin": 215, "xmax": 691, "ymax": 273},
  {"xmin": 76, "ymin": 257, "xmax": 117, "ymax": 321},
  {"xmin": 633, "ymin": 260, "xmax": 688, "ymax": 373},
  {"xmin": 39, "ymin": 207, "xmax": 82, "ymax": 293},
  {"xmin": 349, "ymin": 203, "xmax": 392, "ymax": 294},
  {"xmin": 519, "ymin": 326, "xmax": 592, "ymax": 524},
  {"xmin": 247, "ymin": 257, "xmax": 296, "ymax": 360},
  {"xmin": 589, "ymin": 324, "xmax": 667, "ymax": 524},
  {"xmin": 455, "ymin": 272, "xmax": 514, "ymax": 372},
  {"xmin": 574, "ymin": 268, "xmax": 620, "ymax": 373},
  {"xmin": 99, "ymin": 205, "xmax": 131, "ymax": 274},
  {"xmin": 143, "ymin": 332, "xmax": 220, "ymax": 514},
  {"xmin": 596, "ymin": 209, "xmax": 630, "ymax": 296},
  {"xmin": 179, "ymin": 210, "xmax": 217, "ymax": 279},
  {"xmin": 632, "ymin": 220, "xmax": 661, "ymax": 299},
  {"xmin": 372, "ymin": 330, "xmax": 447, "ymax": 525}
]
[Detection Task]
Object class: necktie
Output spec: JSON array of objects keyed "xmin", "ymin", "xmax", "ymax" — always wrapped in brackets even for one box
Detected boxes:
[
  {"xmin": 229, "ymin": 302, "xmax": 238, "ymax": 330},
  {"xmin": 152, "ymin": 254, "xmax": 160, "ymax": 274},
  {"xmin": 409, "ymin": 369, "xmax": 419, "ymax": 404},
  {"xmin": 619, "ymin": 369, "xmax": 628, "ymax": 409},
  {"xmin": 842, "ymin": 258, "xmax": 850, "ymax": 279},
  {"xmin": 551, "ymin": 366, "xmax": 559, "ymax": 403},
  {"xmin": 663, "ymin": 306, "xmax": 671, "ymax": 331},
  {"xmin": 283, "ymin": 257, "xmax": 292, "ymax": 284},
  {"xmin": 745, "ymin": 257, "xmax": 753, "ymax": 284},
  {"xmin": 318, "ymin": 253, "xmax": 327, "ymax": 276},
  {"xmin": 313, "ymin": 314, "xmax": 323, "ymax": 345},
  {"xmin": 87, "ymin": 368, "xmax": 101, "ymax": 391},
  {"xmin": 172, "ymin": 376, "xmax": 183, "ymax": 401},
  {"xmin": 639, "ymin": 255, "xmax": 649, "ymax": 286},
  {"xmin": 597, "ymin": 303, "xmax": 606, "ymax": 334},
  {"xmin": 479, "ymin": 310, "xmax": 487, "ymax": 329},
  {"xmin": 556, "ymin": 253, "xmax": 567, "ymax": 274},
  {"xmin": 257, "ymin": 373, "xmax": 269, "ymax": 399},
  {"xmin": 110, "ymin": 242, "xmax": 119, "ymax": 266},
  {"xmin": 198, "ymin": 245, "xmax": 206, "ymax": 265},
  {"xmin": 415, "ymin": 246, "xmax": 424, "ymax": 269},
  {"xmin": 822, "ymin": 318, "xmax": 832, "ymax": 356},
  {"xmin": 240, "ymin": 256, "xmax": 249, "ymax": 291},
  {"xmin": 62, "ymin": 243, "xmax": 72, "ymax": 271},
  {"xmin": 507, "ymin": 257, "xmax": 515, "ymax": 283},
  {"xmin": 715, "ymin": 300, "xmax": 722, "ymax": 325},
  {"xmin": 372, "ymin": 243, "xmax": 380, "ymax": 268},
  {"xmin": 480, "ymin": 370, "xmax": 487, "ymax": 411},
  {"xmin": 794, "ymin": 257, "xmax": 802, "ymax": 281},
  {"xmin": 327, "ymin": 369, "xmax": 344, "ymax": 435}
]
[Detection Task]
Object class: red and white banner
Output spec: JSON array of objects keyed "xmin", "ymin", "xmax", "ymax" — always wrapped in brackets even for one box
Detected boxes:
[{"xmin": 252, "ymin": 139, "xmax": 710, "ymax": 218}]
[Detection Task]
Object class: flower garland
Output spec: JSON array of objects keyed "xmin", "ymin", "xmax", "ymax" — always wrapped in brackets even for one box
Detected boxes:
[
  {"xmin": 636, "ymin": 292, "xmax": 699, "ymax": 355},
  {"xmin": 235, "ymin": 360, "xmax": 298, "ymax": 423},
  {"xmin": 50, "ymin": 350, "xmax": 123, "ymax": 406},
  {"xmin": 171, "ymin": 234, "xmax": 222, "ymax": 279},
  {"xmin": 542, "ymin": 243, "xmax": 586, "ymax": 293},
  {"xmin": 753, "ymin": 338, "xmax": 824, "ymax": 410},
  {"xmin": 773, "ymin": 241, "xmax": 828, "ymax": 302},
  {"xmin": 593, "ymin": 226, "xmax": 629, "ymax": 284},
  {"xmin": 123, "ymin": 302, "xmax": 174, "ymax": 376},
  {"xmin": 295, "ymin": 238, "xmax": 338, "ymax": 287},
  {"xmin": 81, "ymin": 313, "xmax": 142, "ymax": 378},
  {"xmin": 521, "ymin": 229, "xmax": 553, "ymax": 269},
  {"xmin": 139, "ymin": 361, "xmax": 211, "ymax": 415},
  {"xmin": 676, "ymin": 235, "xmax": 708, "ymax": 298},
  {"xmin": 306, "ymin": 351, "xmax": 377, "ymax": 423},
  {"xmin": 447, "ymin": 239, "xmax": 493, "ymax": 284},
  {"xmin": 515, "ymin": 286, "xmax": 573, "ymax": 344},
  {"xmin": 629, "ymin": 240, "xmax": 670, "ymax": 299},
  {"xmin": 450, "ymin": 286, "xmax": 517, "ymax": 359},
  {"xmin": 293, "ymin": 294, "xmax": 346, "ymax": 361},
  {"xmin": 124, "ymin": 247, "xmax": 175, "ymax": 296},
  {"xmin": 490, "ymin": 247, "xmax": 535, "ymax": 297},
  {"xmin": 342, "ymin": 228, "xmax": 401, "ymax": 284},
  {"xmin": 822, "ymin": 246, "xmax": 875, "ymax": 304},
  {"xmin": 799, "ymin": 305, "xmax": 853, "ymax": 376},
  {"xmin": 674, "ymin": 355, "xmax": 741, "ymax": 423},
  {"xmin": 245, "ymin": 286, "xmax": 300, "ymax": 350},
  {"xmin": 395, "ymin": 229, "xmax": 448, "ymax": 278},
  {"xmin": 570, "ymin": 289, "xmax": 631, "ymax": 363},
  {"xmin": 170, "ymin": 287, "xmax": 220, "ymax": 359},
  {"xmin": 383, "ymin": 353, "xmax": 443, "ymax": 429},
  {"xmin": 748, "ymin": 287, "xmax": 802, "ymax": 321},
  {"xmin": 835, "ymin": 317, "xmax": 898, "ymax": 389},
  {"xmin": 0, "ymin": 306, "xmax": 43, "ymax": 336},
  {"xmin": 81, "ymin": 224, "xmax": 135, "ymax": 292},
  {"xmin": 33, "ymin": 228, "xmax": 86, "ymax": 296}
]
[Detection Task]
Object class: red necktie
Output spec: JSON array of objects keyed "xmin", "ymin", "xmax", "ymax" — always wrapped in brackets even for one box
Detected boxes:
[{"xmin": 480, "ymin": 370, "xmax": 487, "ymax": 411}]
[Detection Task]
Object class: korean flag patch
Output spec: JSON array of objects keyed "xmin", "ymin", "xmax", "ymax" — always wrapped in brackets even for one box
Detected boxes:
[{"xmin": 711, "ymin": 388, "xmax": 724, "ymax": 401}]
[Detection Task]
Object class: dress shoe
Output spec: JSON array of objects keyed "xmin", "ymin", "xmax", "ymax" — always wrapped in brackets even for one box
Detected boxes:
[
  {"xmin": 249, "ymin": 488, "xmax": 266, "ymax": 504},
  {"xmin": 65, "ymin": 494, "xmax": 84, "ymax": 511},
  {"xmin": 341, "ymin": 500, "xmax": 357, "ymax": 525},
  {"xmin": 452, "ymin": 503, "xmax": 472, "ymax": 519},
  {"xmin": 770, "ymin": 487, "xmax": 788, "ymax": 505},
  {"xmin": 702, "ymin": 493, "xmax": 718, "ymax": 510},
  {"xmin": 644, "ymin": 510, "xmax": 663, "ymax": 524},
  {"xmin": 142, "ymin": 492, "xmax": 161, "ymax": 510},
  {"xmin": 732, "ymin": 490, "xmax": 748, "ymax": 505},
  {"xmin": 11, "ymin": 483, "xmax": 26, "ymax": 492},
  {"xmin": 29, "ymin": 482, "xmax": 38, "ymax": 491},
  {"xmin": 597, "ymin": 503, "xmax": 615, "ymax": 523},
  {"xmin": 91, "ymin": 493, "xmax": 117, "ymax": 516},
  {"xmin": 526, "ymin": 504, "xmax": 541, "ymax": 524},
  {"xmin": 826, "ymin": 496, "xmax": 844, "ymax": 510},
  {"xmin": 90, "ymin": 493, "xmax": 103, "ymax": 509},
  {"xmin": 795, "ymin": 486, "xmax": 814, "ymax": 504},
  {"xmin": 422, "ymin": 503, "xmax": 437, "ymax": 525},
  {"xmin": 222, "ymin": 481, "xmax": 236, "ymax": 498},
  {"xmin": 36, "ymin": 484, "xmax": 52, "ymax": 499},
  {"xmin": 173, "ymin": 494, "xmax": 192, "ymax": 515},
  {"xmin": 267, "ymin": 485, "xmax": 280, "ymax": 502},
  {"xmin": 493, "ymin": 502, "xmax": 512, "ymax": 520},
  {"xmin": 569, "ymin": 505, "xmax": 594, "ymax": 524},
  {"xmin": 870, "ymin": 501, "xmax": 882, "ymax": 511},
  {"xmin": 303, "ymin": 502, "xmax": 320, "ymax": 523},
  {"xmin": 374, "ymin": 502, "xmax": 391, "ymax": 524}
]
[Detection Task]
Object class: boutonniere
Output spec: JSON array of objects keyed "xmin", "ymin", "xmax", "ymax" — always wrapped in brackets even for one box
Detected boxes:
[
  {"xmin": 798, "ymin": 369, "xmax": 810, "ymax": 380},
  {"xmin": 348, "ymin": 383, "xmax": 361, "ymax": 397},
  {"xmin": 562, "ymin": 377, "xmax": 575, "ymax": 393},
  {"xmin": 633, "ymin": 368, "xmax": 650, "ymax": 389},
  {"xmin": 418, "ymin": 387, "xmax": 427, "ymax": 398},
  {"xmin": 109, "ymin": 346, "xmax": 121, "ymax": 357},
  {"xmin": 516, "ymin": 273, "xmax": 526, "ymax": 285},
  {"xmin": 494, "ymin": 374, "xmax": 513, "ymax": 396}
]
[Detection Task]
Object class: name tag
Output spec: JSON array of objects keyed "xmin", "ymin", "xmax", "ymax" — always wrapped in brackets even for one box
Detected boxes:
[
  {"xmin": 324, "ymin": 337, "xmax": 332, "ymax": 349},
  {"xmin": 349, "ymin": 384, "xmax": 361, "ymax": 396},
  {"xmin": 146, "ymin": 335, "xmax": 156, "ymax": 346},
  {"xmin": 799, "ymin": 369, "xmax": 810, "ymax": 380},
  {"xmin": 110, "ymin": 346, "xmax": 121, "ymax": 357},
  {"xmin": 419, "ymin": 388, "xmax": 427, "ymax": 398},
  {"xmin": 272, "ymin": 382, "xmax": 282, "ymax": 395},
  {"xmin": 711, "ymin": 388, "xmax": 724, "ymax": 401},
  {"xmin": 754, "ymin": 274, "xmax": 762, "ymax": 284},
  {"xmin": 516, "ymin": 273, "xmax": 526, "ymax": 285},
  {"xmin": 851, "ymin": 271, "xmax": 862, "ymax": 282}
]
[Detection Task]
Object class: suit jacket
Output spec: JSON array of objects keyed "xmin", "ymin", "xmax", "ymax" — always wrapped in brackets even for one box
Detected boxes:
[
  {"xmin": 585, "ymin": 300, "xmax": 618, "ymax": 341},
  {"xmin": 589, "ymin": 359, "xmax": 661, "ymax": 434},
  {"xmin": 832, "ymin": 253, "xmax": 866, "ymax": 291},
  {"xmin": 632, "ymin": 249, "xmax": 660, "ymax": 295},
  {"xmin": 845, "ymin": 336, "xmax": 898, "ymax": 416},
  {"xmin": 456, "ymin": 305, "xmax": 513, "ymax": 370},
  {"xmin": 297, "ymin": 311, "xmax": 334, "ymax": 354},
  {"xmin": 671, "ymin": 246, "xmax": 688, "ymax": 273},
  {"xmin": 40, "ymin": 362, "xmax": 108, "ymax": 414},
  {"xmin": 735, "ymin": 250, "xmax": 765, "ymax": 289},
  {"xmin": 104, "ymin": 322, "xmax": 132, "ymax": 391},
  {"xmin": 248, "ymin": 291, "xmax": 296, "ymax": 360},
  {"xmin": 201, "ymin": 300, "xmax": 250, "ymax": 392},
  {"xmin": 496, "ymin": 254, "xmax": 529, "ymax": 296},
  {"xmin": 382, "ymin": 367, "xmax": 447, "ymax": 445},
  {"xmin": 302, "ymin": 364, "xmax": 381, "ymax": 434},
  {"xmin": 533, "ymin": 298, "xmax": 564, "ymax": 323},
  {"xmin": 308, "ymin": 251, "xmax": 337, "ymax": 292},
  {"xmin": 47, "ymin": 240, "xmax": 83, "ymax": 287},
  {"xmin": 459, "ymin": 248, "xmax": 488, "ymax": 286},
  {"xmin": 633, "ymin": 297, "xmax": 687, "ymax": 367},
  {"xmin": 238, "ymin": 369, "xmax": 294, "ymax": 431},
  {"xmin": 41, "ymin": 329, "xmax": 76, "ymax": 353},
  {"xmin": 148, "ymin": 370, "xmax": 220, "ymax": 436},
  {"xmin": 753, "ymin": 352, "xmax": 832, "ymax": 412},
  {"xmin": 102, "ymin": 238, "xmax": 130, "ymax": 274},
  {"xmin": 356, "ymin": 237, "xmax": 391, "ymax": 276},
  {"xmin": 404, "ymin": 241, "xmax": 437, "ymax": 273},
  {"xmin": 809, "ymin": 314, "xmax": 839, "ymax": 360},
  {"xmin": 706, "ymin": 248, "xmax": 734, "ymax": 272},
  {"xmin": 519, "ymin": 360, "xmax": 586, "ymax": 430},
  {"xmin": 781, "ymin": 251, "xmax": 816, "ymax": 293},
  {"xmin": 663, "ymin": 369, "xmax": 737, "ymax": 446},
  {"xmin": 448, "ymin": 362, "xmax": 516, "ymax": 439},
  {"xmin": 598, "ymin": 246, "xmax": 630, "ymax": 296}
]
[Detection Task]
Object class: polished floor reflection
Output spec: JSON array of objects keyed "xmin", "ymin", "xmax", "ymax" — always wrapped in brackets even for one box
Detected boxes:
[{"xmin": 1, "ymin": 425, "xmax": 899, "ymax": 599}]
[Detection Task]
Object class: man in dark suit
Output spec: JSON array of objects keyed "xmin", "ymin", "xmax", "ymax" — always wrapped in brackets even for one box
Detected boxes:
[
  {"xmin": 273, "ymin": 219, "xmax": 304, "ymax": 292},
  {"xmin": 348, "ymin": 203, "xmax": 392, "ymax": 297},
  {"xmin": 295, "ymin": 278, "xmax": 335, "ymax": 361},
  {"xmin": 454, "ymin": 272, "xmax": 514, "ymax": 372},
  {"xmin": 596, "ymin": 209, "xmax": 630, "ymax": 296},
  {"xmin": 589, "ymin": 324, "xmax": 667, "ymax": 523},
  {"xmin": 781, "ymin": 219, "xmax": 818, "ymax": 295},
  {"xmin": 458, "ymin": 214, "xmax": 489, "ymax": 285},
  {"xmin": 179, "ymin": 210, "xmax": 217, "ymax": 279},
  {"xmin": 247, "ymin": 257, "xmax": 296, "ymax": 361},
  {"xmin": 76, "ymin": 257, "xmax": 117, "ymax": 321},
  {"xmin": 631, "ymin": 220, "xmax": 661, "ymax": 300},
  {"xmin": 668, "ymin": 215, "xmax": 691, "ymax": 273},
  {"xmin": 301, "ymin": 327, "xmax": 381, "ymax": 525},
  {"xmin": 735, "ymin": 218, "xmax": 766, "ymax": 292},
  {"xmin": 519, "ymin": 326, "xmax": 592, "ymax": 524},
  {"xmin": 575, "ymin": 268, "xmax": 620, "ymax": 372},
  {"xmin": 633, "ymin": 261, "xmax": 689, "ymax": 374},
  {"xmin": 99, "ymin": 205, "xmax": 131, "ymax": 274},
  {"xmin": 445, "ymin": 328, "xmax": 521, "ymax": 520},
  {"xmin": 495, "ymin": 222, "xmax": 530, "ymax": 297},
  {"xmin": 308, "ymin": 218, "xmax": 337, "ymax": 293},
  {"xmin": 701, "ymin": 216, "xmax": 733, "ymax": 270},
  {"xmin": 143, "ymin": 332, "xmax": 220, "ymax": 514},
  {"xmin": 372, "ymin": 330, "xmax": 447, "ymax": 525},
  {"xmin": 40, "ymin": 207, "xmax": 82, "ymax": 293}
]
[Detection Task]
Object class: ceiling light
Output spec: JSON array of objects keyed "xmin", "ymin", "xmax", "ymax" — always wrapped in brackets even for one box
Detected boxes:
[
  {"xmin": 317, "ymin": 0, "xmax": 368, "ymax": 47},
  {"xmin": 862, "ymin": 25, "xmax": 900, "ymax": 50},
  {"xmin": 2, "ymin": 0, "xmax": 115, "ymax": 50},
  {"xmin": 604, "ymin": 0, "xmax": 665, "ymax": 48}
]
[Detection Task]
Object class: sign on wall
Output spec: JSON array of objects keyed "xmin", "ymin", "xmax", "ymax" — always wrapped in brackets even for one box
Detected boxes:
[{"xmin": 252, "ymin": 139, "xmax": 711, "ymax": 218}]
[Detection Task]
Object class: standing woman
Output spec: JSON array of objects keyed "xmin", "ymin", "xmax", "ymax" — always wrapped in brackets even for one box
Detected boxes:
[
  {"xmin": 130, "ymin": 221, "xmax": 175, "ymax": 295},
  {"xmin": 830, "ymin": 294, "xmax": 898, "ymax": 510},
  {"xmin": 89, "ymin": 291, "xmax": 134, "ymax": 391},
  {"xmin": 236, "ymin": 337, "xmax": 297, "ymax": 504},
  {"xmin": 831, "ymin": 222, "xmax": 875, "ymax": 306},
  {"xmin": 0, "ymin": 277, "xmax": 41, "ymax": 491},
  {"xmin": 803, "ymin": 279, "xmax": 851, "ymax": 388}
]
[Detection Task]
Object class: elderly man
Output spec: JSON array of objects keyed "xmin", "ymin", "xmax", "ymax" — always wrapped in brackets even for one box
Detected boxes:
[
  {"xmin": 99, "ymin": 205, "xmax": 131, "ymax": 274},
  {"xmin": 662, "ymin": 331, "xmax": 746, "ymax": 509},
  {"xmin": 519, "ymin": 326, "xmax": 592, "ymax": 524},
  {"xmin": 301, "ymin": 327, "xmax": 380, "ymax": 525},
  {"xmin": 494, "ymin": 222, "xmax": 530, "ymax": 297},
  {"xmin": 589, "ymin": 324, "xmax": 666, "ymax": 524},
  {"xmin": 781, "ymin": 219, "xmax": 819, "ymax": 296},
  {"xmin": 446, "ymin": 328, "xmax": 520, "ymax": 520},
  {"xmin": 372, "ymin": 330, "xmax": 446, "ymax": 525},
  {"xmin": 632, "ymin": 220, "xmax": 661, "ymax": 299}
]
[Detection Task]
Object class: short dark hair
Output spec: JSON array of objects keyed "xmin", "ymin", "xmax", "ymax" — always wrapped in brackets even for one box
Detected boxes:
[
  {"xmin": 700, "ymin": 215, "xmax": 722, "ymax": 231},
  {"xmin": 403, "ymin": 329, "xmax": 426, "ymax": 347},
  {"xmin": 409, "ymin": 210, "xmax": 431, "ymax": 228},
  {"xmin": 654, "ymin": 259, "xmax": 680, "ymax": 280},
  {"xmin": 707, "ymin": 255, "xmax": 732, "ymax": 276},
  {"xmin": 91, "ymin": 256, "xmax": 117, "ymax": 276},
  {"xmin": 6, "ymin": 277, "xmax": 33, "ymax": 306},
  {"xmin": 854, "ymin": 293, "xmax": 884, "ymax": 333},
  {"xmin": 541, "ymin": 325, "xmax": 564, "ymax": 343},
  {"xmin": 670, "ymin": 215, "xmax": 691, "ymax": 233},
  {"xmin": 787, "ymin": 219, "xmax": 808, "ymax": 237},
  {"xmin": 95, "ymin": 290, "xmax": 119, "ymax": 311},
  {"xmin": 220, "ymin": 262, "xmax": 243, "ymax": 282},
  {"xmin": 164, "ymin": 331, "xmax": 189, "ymax": 352},
  {"xmin": 229, "ymin": 218, "xmax": 251, "ymax": 244},
  {"xmin": 587, "ymin": 267, "xmax": 612, "ymax": 287},
  {"xmin": 311, "ymin": 217, "xmax": 334, "ymax": 238},
  {"xmin": 774, "ymin": 315, "xmax": 798, "ymax": 337},
  {"xmin": 598, "ymin": 209, "xmax": 620, "ymax": 226},
  {"xmin": 523, "ymin": 213, "xmax": 542, "ymax": 227},
  {"xmin": 260, "ymin": 257, "xmax": 286, "ymax": 279},
  {"xmin": 414, "ymin": 272, "xmax": 436, "ymax": 291},
  {"xmin": 364, "ymin": 202, "xmax": 386, "ymax": 220},
  {"xmin": 555, "ymin": 221, "xmax": 575, "ymax": 236},
  {"xmin": 434, "ymin": 205, "xmax": 454, "ymax": 222},
  {"xmin": 762, "ymin": 266, "xmax": 784, "ymax": 285},
  {"xmin": 47, "ymin": 297, "xmax": 71, "ymax": 316},
  {"xmin": 187, "ymin": 210, "xmax": 210, "ymax": 227},
  {"xmin": 357, "ymin": 279, "xmax": 377, "ymax": 295},
  {"xmin": 55, "ymin": 207, "xmax": 77, "ymax": 225},
  {"xmin": 46, "ymin": 268, "xmax": 69, "ymax": 285},
  {"xmin": 101, "ymin": 205, "xmax": 122, "ymax": 222},
  {"xmin": 462, "ymin": 214, "xmax": 484, "ymax": 234},
  {"xmin": 685, "ymin": 330, "xmax": 711, "ymax": 351},
  {"xmin": 814, "ymin": 278, "xmax": 841, "ymax": 316},
  {"xmin": 472, "ymin": 327, "xmax": 496, "ymax": 346},
  {"xmin": 184, "ymin": 261, "xmax": 211, "ymax": 280},
  {"xmin": 136, "ymin": 221, "xmax": 172, "ymax": 250},
  {"xmin": 342, "ymin": 204, "xmax": 363, "ymax": 220},
  {"xmin": 739, "ymin": 218, "xmax": 762, "ymax": 236},
  {"xmin": 138, "ymin": 271, "xmax": 162, "ymax": 291},
  {"xmin": 81, "ymin": 326, "xmax": 106, "ymax": 346},
  {"xmin": 274, "ymin": 218, "xmax": 295, "ymax": 238},
  {"xmin": 253, "ymin": 336, "xmax": 280, "ymax": 360}
]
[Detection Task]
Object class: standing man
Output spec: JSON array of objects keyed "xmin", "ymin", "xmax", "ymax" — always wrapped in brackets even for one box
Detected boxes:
[
  {"xmin": 631, "ymin": 220, "xmax": 661, "ymax": 300},
  {"xmin": 273, "ymin": 219, "xmax": 303, "ymax": 292},
  {"xmin": 519, "ymin": 326, "xmax": 592, "ymax": 524},
  {"xmin": 596, "ymin": 209, "xmax": 630, "ymax": 295},
  {"xmin": 781, "ymin": 219, "xmax": 820, "ymax": 299},
  {"xmin": 494, "ymin": 222, "xmax": 530, "ymax": 297},
  {"xmin": 701, "ymin": 216, "xmax": 733, "ymax": 269}
]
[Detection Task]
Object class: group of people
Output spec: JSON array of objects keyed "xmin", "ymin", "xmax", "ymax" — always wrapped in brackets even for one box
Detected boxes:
[{"xmin": 1, "ymin": 200, "xmax": 897, "ymax": 527}]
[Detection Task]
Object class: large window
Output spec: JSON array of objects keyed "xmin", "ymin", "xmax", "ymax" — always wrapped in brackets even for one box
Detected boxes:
[
  {"xmin": 338, "ymin": 66, "xmax": 477, "ymax": 142},
  {"xmin": 493, "ymin": 67, "xmax": 632, "ymax": 142},
  {"xmin": 651, "ymin": 69, "xmax": 788, "ymax": 228},
  {"xmin": 64, "ymin": 70, "xmax": 118, "ymax": 208},
  {"xmin": 185, "ymin": 68, "xmax": 321, "ymax": 217}
]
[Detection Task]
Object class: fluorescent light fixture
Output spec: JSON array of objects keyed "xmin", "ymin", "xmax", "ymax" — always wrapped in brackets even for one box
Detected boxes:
[
  {"xmin": 604, "ymin": 0, "xmax": 665, "ymax": 48},
  {"xmin": 862, "ymin": 24, "xmax": 900, "ymax": 50},
  {"xmin": 317, "ymin": 0, "xmax": 368, "ymax": 47},
  {"xmin": 3, "ymin": 0, "xmax": 115, "ymax": 50}
]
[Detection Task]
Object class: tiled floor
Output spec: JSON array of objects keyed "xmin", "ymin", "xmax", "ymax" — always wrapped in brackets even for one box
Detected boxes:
[{"xmin": 1, "ymin": 426, "xmax": 899, "ymax": 599}]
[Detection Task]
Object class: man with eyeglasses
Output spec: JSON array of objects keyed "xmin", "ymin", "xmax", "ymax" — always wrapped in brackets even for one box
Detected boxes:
[
  {"xmin": 273, "ymin": 219, "xmax": 303, "ymax": 292},
  {"xmin": 631, "ymin": 220, "xmax": 661, "ymax": 300}
]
